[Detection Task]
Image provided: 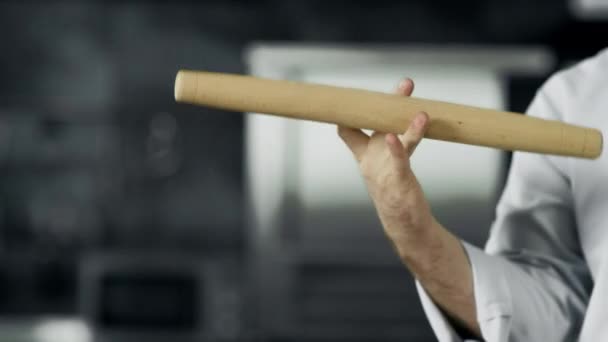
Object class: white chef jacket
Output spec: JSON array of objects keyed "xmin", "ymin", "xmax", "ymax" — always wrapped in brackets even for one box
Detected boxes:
[{"xmin": 417, "ymin": 47, "xmax": 608, "ymax": 341}]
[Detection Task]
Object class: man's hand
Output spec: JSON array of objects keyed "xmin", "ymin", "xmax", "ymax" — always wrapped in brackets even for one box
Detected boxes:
[
  {"xmin": 337, "ymin": 79, "xmax": 437, "ymax": 261},
  {"xmin": 337, "ymin": 78, "xmax": 481, "ymax": 337}
]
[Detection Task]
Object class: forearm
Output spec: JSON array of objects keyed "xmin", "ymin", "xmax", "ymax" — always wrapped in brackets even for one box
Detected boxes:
[
  {"xmin": 336, "ymin": 80, "xmax": 481, "ymax": 337},
  {"xmin": 389, "ymin": 217, "xmax": 481, "ymax": 337}
]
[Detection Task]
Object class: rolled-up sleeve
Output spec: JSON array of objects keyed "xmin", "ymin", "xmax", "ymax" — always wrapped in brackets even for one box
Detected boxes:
[
  {"xmin": 416, "ymin": 73, "xmax": 593, "ymax": 341},
  {"xmin": 417, "ymin": 242, "xmax": 511, "ymax": 342}
]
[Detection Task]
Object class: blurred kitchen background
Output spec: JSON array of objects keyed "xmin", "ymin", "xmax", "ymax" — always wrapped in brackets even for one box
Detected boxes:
[{"xmin": 0, "ymin": 0, "xmax": 606, "ymax": 341}]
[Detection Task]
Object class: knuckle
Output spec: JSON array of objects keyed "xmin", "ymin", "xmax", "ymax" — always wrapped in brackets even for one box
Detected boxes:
[{"xmin": 360, "ymin": 163, "xmax": 374, "ymax": 180}]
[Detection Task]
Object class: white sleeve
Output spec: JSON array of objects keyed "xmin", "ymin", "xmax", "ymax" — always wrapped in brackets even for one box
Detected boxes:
[
  {"xmin": 415, "ymin": 73, "xmax": 592, "ymax": 342},
  {"xmin": 416, "ymin": 242, "xmax": 511, "ymax": 342}
]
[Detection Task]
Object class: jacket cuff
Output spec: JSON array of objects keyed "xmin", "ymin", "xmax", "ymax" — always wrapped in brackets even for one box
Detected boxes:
[{"xmin": 416, "ymin": 241, "xmax": 513, "ymax": 342}]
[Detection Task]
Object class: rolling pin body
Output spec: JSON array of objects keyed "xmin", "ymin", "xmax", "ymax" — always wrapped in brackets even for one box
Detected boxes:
[{"xmin": 174, "ymin": 70, "xmax": 602, "ymax": 159}]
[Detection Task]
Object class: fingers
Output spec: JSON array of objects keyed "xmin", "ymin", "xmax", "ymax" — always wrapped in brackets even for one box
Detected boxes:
[
  {"xmin": 396, "ymin": 78, "xmax": 415, "ymax": 97},
  {"xmin": 385, "ymin": 112, "xmax": 428, "ymax": 174},
  {"xmin": 400, "ymin": 112, "xmax": 429, "ymax": 155},
  {"xmin": 338, "ymin": 126, "xmax": 369, "ymax": 161},
  {"xmin": 385, "ymin": 133, "xmax": 408, "ymax": 173},
  {"xmin": 342, "ymin": 77, "xmax": 418, "ymax": 164}
]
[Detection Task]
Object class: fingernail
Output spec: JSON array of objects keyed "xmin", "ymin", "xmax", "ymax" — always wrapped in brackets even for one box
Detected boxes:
[{"xmin": 414, "ymin": 114, "xmax": 427, "ymax": 127}]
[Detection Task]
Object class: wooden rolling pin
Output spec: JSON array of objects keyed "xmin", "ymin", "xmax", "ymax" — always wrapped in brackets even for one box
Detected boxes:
[{"xmin": 174, "ymin": 70, "xmax": 602, "ymax": 159}]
